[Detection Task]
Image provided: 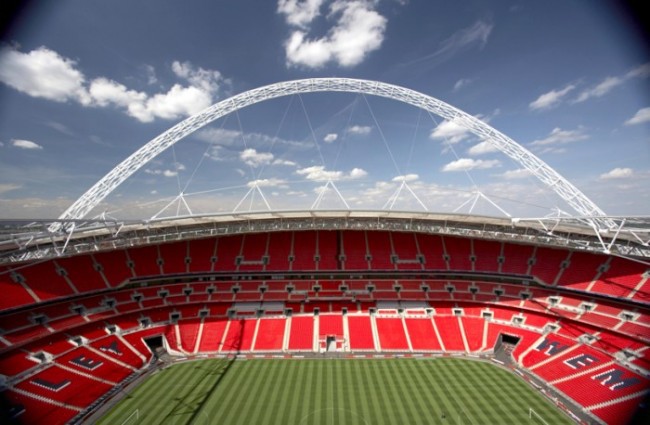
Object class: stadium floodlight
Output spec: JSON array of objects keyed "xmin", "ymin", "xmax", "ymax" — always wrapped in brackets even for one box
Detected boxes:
[{"xmin": 50, "ymin": 78, "xmax": 612, "ymax": 232}]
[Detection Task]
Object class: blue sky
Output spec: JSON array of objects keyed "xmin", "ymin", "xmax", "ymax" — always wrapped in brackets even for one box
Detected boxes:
[{"xmin": 0, "ymin": 0, "xmax": 648, "ymax": 219}]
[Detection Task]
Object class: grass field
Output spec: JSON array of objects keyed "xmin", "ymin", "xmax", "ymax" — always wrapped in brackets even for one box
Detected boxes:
[{"xmin": 98, "ymin": 357, "xmax": 572, "ymax": 425}]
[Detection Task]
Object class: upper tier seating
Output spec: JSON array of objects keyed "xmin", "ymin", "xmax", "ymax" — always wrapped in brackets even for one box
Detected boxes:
[
  {"xmin": 391, "ymin": 232, "xmax": 422, "ymax": 270},
  {"xmin": 266, "ymin": 232, "xmax": 292, "ymax": 272},
  {"xmin": 366, "ymin": 231, "xmax": 394, "ymax": 270},
  {"xmin": 341, "ymin": 231, "xmax": 369, "ymax": 270}
]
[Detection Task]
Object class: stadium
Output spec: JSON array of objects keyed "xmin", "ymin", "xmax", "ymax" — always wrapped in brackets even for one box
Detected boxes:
[{"xmin": 0, "ymin": 77, "xmax": 648, "ymax": 425}]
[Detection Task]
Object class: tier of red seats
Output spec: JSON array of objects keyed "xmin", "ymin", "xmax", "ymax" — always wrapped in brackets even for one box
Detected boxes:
[
  {"xmin": 159, "ymin": 241, "xmax": 187, "ymax": 275},
  {"xmin": 253, "ymin": 318, "xmax": 285, "ymax": 350},
  {"xmin": 2, "ymin": 389, "xmax": 80, "ymax": 425},
  {"xmin": 266, "ymin": 233, "xmax": 292, "ymax": 271},
  {"xmin": 221, "ymin": 319, "xmax": 256, "ymax": 352},
  {"xmin": 2, "ymin": 280, "xmax": 646, "ymax": 354},
  {"xmin": 1, "ymin": 302, "xmax": 647, "ymax": 425},
  {"xmin": 557, "ymin": 251, "xmax": 603, "ymax": 291},
  {"xmin": 347, "ymin": 315, "xmax": 375, "ymax": 350},
  {"xmin": 15, "ymin": 262, "xmax": 75, "ymax": 302},
  {"xmin": 213, "ymin": 235, "xmax": 242, "ymax": 272},
  {"xmin": 197, "ymin": 319, "xmax": 227, "ymax": 352},
  {"xmin": 89, "ymin": 334, "xmax": 145, "ymax": 368},
  {"xmin": 433, "ymin": 316, "xmax": 465, "ymax": 351},
  {"xmin": 3, "ymin": 231, "xmax": 648, "ymax": 309},
  {"xmin": 375, "ymin": 317, "xmax": 409, "ymax": 350},
  {"xmin": 342, "ymin": 231, "xmax": 368, "ymax": 270},
  {"xmin": 178, "ymin": 319, "xmax": 201, "ymax": 353},
  {"xmin": 128, "ymin": 245, "xmax": 160, "ymax": 278},
  {"xmin": 55, "ymin": 255, "xmax": 107, "ymax": 293},
  {"xmin": 391, "ymin": 232, "xmax": 422, "ymax": 270},
  {"xmin": 2, "ymin": 229, "xmax": 649, "ymax": 425},
  {"xmin": 404, "ymin": 318, "xmax": 442, "ymax": 351},
  {"xmin": 366, "ymin": 231, "xmax": 393, "ymax": 269},
  {"xmin": 530, "ymin": 247, "xmax": 568, "ymax": 285},
  {"xmin": 461, "ymin": 317, "xmax": 484, "ymax": 351},
  {"xmin": 555, "ymin": 365, "xmax": 648, "ymax": 424},
  {"xmin": 318, "ymin": 314, "xmax": 343, "ymax": 337},
  {"xmin": 0, "ymin": 268, "xmax": 35, "ymax": 311},
  {"xmin": 239, "ymin": 233, "xmax": 268, "ymax": 271},
  {"xmin": 14, "ymin": 364, "xmax": 113, "ymax": 408},
  {"xmin": 531, "ymin": 343, "xmax": 609, "ymax": 382},
  {"xmin": 415, "ymin": 234, "xmax": 447, "ymax": 269},
  {"xmin": 287, "ymin": 316, "xmax": 313, "ymax": 350}
]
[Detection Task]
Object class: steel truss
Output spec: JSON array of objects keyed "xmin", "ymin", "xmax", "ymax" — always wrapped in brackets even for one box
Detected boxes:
[{"xmin": 52, "ymin": 78, "xmax": 612, "ymax": 232}]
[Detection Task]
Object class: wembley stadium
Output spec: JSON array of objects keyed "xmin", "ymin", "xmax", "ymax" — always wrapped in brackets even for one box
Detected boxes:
[{"xmin": 0, "ymin": 77, "xmax": 648, "ymax": 425}]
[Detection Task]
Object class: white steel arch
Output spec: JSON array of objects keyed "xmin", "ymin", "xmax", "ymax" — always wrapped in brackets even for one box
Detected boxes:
[{"xmin": 53, "ymin": 78, "xmax": 609, "ymax": 231}]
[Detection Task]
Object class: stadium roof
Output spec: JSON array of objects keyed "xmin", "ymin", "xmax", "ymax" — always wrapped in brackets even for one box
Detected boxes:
[{"xmin": 1, "ymin": 210, "xmax": 649, "ymax": 264}]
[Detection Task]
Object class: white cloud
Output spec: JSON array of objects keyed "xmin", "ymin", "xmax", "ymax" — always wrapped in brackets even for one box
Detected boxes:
[
  {"xmin": 574, "ymin": 76, "xmax": 623, "ymax": 103},
  {"xmin": 0, "ymin": 46, "xmax": 90, "ymax": 104},
  {"xmin": 323, "ymin": 133, "xmax": 338, "ymax": 143},
  {"xmin": 0, "ymin": 183, "xmax": 21, "ymax": 194},
  {"xmin": 626, "ymin": 62, "xmax": 650, "ymax": 79},
  {"xmin": 272, "ymin": 158, "xmax": 297, "ymax": 166},
  {"xmin": 529, "ymin": 84, "xmax": 575, "ymax": 110},
  {"xmin": 453, "ymin": 78, "xmax": 472, "ymax": 91},
  {"xmin": 467, "ymin": 140, "xmax": 498, "ymax": 156},
  {"xmin": 574, "ymin": 63, "xmax": 649, "ymax": 104},
  {"xmin": 429, "ymin": 118, "xmax": 471, "ymax": 144},
  {"xmin": 247, "ymin": 178, "xmax": 287, "ymax": 188},
  {"xmin": 196, "ymin": 128, "xmax": 306, "ymax": 151},
  {"xmin": 443, "ymin": 19, "xmax": 492, "ymax": 50},
  {"xmin": 297, "ymin": 165, "xmax": 343, "ymax": 181},
  {"xmin": 346, "ymin": 125, "xmax": 372, "ymax": 135},
  {"xmin": 404, "ymin": 19, "xmax": 493, "ymax": 67},
  {"xmin": 89, "ymin": 78, "xmax": 213, "ymax": 122},
  {"xmin": 144, "ymin": 64, "xmax": 158, "ymax": 85},
  {"xmin": 277, "ymin": 0, "xmax": 325, "ymax": 28},
  {"xmin": 282, "ymin": 1, "xmax": 388, "ymax": 68},
  {"xmin": 349, "ymin": 167, "xmax": 367, "ymax": 178},
  {"xmin": 144, "ymin": 167, "xmax": 180, "ymax": 178},
  {"xmin": 500, "ymin": 169, "xmax": 531, "ymax": 180},
  {"xmin": 240, "ymin": 148, "xmax": 274, "ymax": 167},
  {"xmin": 296, "ymin": 165, "xmax": 367, "ymax": 181},
  {"xmin": 12, "ymin": 139, "xmax": 43, "ymax": 150},
  {"xmin": 530, "ymin": 127, "xmax": 588, "ymax": 147},
  {"xmin": 45, "ymin": 121, "xmax": 74, "ymax": 136},
  {"xmin": 392, "ymin": 174, "xmax": 419, "ymax": 182},
  {"xmin": 139, "ymin": 84, "xmax": 212, "ymax": 122},
  {"xmin": 625, "ymin": 107, "xmax": 650, "ymax": 125},
  {"xmin": 441, "ymin": 158, "xmax": 500, "ymax": 172},
  {"xmin": 0, "ymin": 46, "xmax": 227, "ymax": 123},
  {"xmin": 171, "ymin": 60, "xmax": 225, "ymax": 94},
  {"xmin": 89, "ymin": 77, "xmax": 146, "ymax": 110},
  {"xmin": 196, "ymin": 128, "xmax": 242, "ymax": 146},
  {"xmin": 600, "ymin": 167, "xmax": 633, "ymax": 180}
]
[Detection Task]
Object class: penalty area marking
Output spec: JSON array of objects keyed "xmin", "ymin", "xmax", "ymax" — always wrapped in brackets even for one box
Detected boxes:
[{"xmin": 115, "ymin": 403, "xmax": 211, "ymax": 425}]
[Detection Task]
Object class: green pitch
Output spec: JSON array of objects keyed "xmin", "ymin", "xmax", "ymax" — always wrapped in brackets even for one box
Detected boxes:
[{"xmin": 99, "ymin": 358, "xmax": 571, "ymax": 425}]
